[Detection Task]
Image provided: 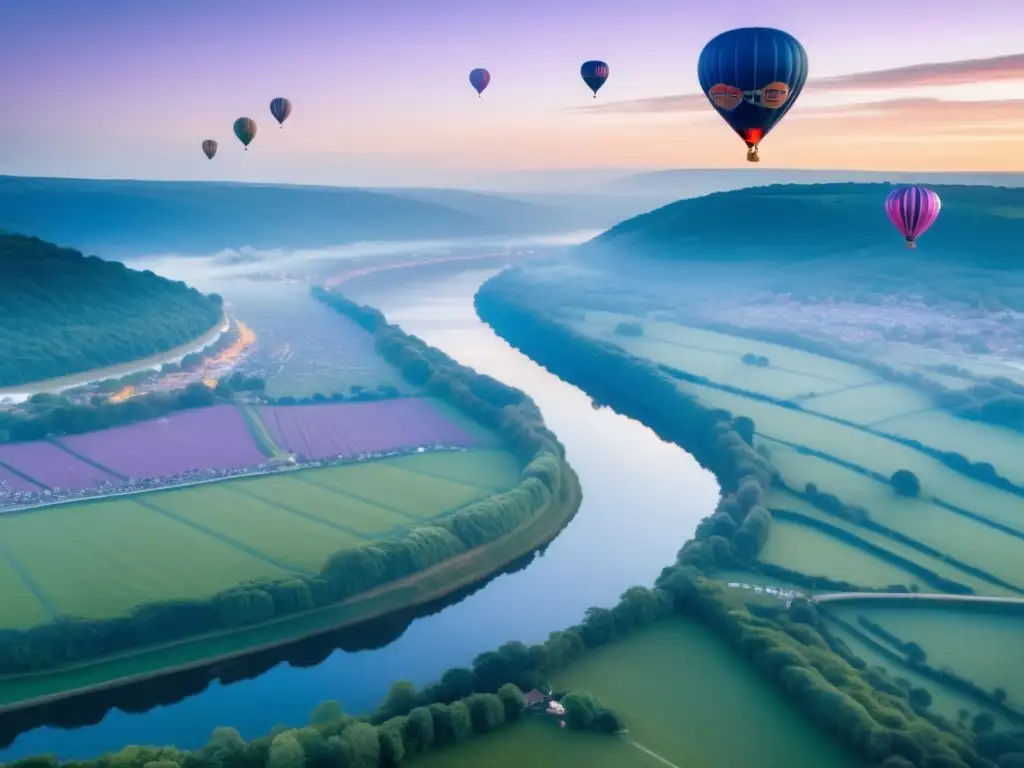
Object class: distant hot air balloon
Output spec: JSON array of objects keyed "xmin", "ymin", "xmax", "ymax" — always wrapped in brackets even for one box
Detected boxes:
[
  {"xmin": 580, "ymin": 60, "xmax": 609, "ymax": 98},
  {"xmin": 885, "ymin": 186, "xmax": 941, "ymax": 248},
  {"xmin": 469, "ymin": 68, "xmax": 490, "ymax": 97},
  {"xmin": 270, "ymin": 97, "xmax": 292, "ymax": 128},
  {"xmin": 202, "ymin": 139, "xmax": 218, "ymax": 160},
  {"xmin": 233, "ymin": 117, "xmax": 257, "ymax": 150},
  {"xmin": 697, "ymin": 28, "xmax": 808, "ymax": 162}
]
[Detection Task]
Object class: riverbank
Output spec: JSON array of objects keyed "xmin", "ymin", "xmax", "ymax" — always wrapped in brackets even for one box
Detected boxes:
[
  {"xmin": 0, "ymin": 462, "xmax": 581, "ymax": 713},
  {"xmin": 0, "ymin": 313, "xmax": 228, "ymax": 401}
]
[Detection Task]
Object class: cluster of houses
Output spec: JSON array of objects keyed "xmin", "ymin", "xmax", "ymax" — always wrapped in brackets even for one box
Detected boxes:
[{"xmin": 726, "ymin": 581, "xmax": 806, "ymax": 605}]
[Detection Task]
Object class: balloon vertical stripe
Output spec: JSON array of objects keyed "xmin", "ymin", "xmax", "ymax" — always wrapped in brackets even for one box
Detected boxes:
[{"xmin": 885, "ymin": 185, "xmax": 941, "ymax": 246}]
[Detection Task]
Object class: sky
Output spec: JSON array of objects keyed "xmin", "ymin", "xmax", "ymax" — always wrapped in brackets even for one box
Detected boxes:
[{"xmin": 2, "ymin": 0, "xmax": 1024, "ymax": 186}]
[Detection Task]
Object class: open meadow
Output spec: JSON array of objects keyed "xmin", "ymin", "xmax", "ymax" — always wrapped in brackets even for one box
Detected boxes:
[
  {"xmin": 0, "ymin": 448, "xmax": 522, "ymax": 629},
  {"xmin": 550, "ymin": 617, "xmax": 866, "ymax": 768},
  {"xmin": 826, "ymin": 603, "xmax": 1024, "ymax": 710}
]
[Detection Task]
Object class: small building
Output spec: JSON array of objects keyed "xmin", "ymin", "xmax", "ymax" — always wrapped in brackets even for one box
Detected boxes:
[{"xmin": 523, "ymin": 689, "xmax": 547, "ymax": 709}]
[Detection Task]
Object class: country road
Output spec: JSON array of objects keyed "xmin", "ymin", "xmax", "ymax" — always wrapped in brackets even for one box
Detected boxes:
[{"xmin": 812, "ymin": 592, "xmax": 1024, "ymax": 607}]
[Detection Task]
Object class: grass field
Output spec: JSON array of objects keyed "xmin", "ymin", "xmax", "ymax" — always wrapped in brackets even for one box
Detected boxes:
[
  {"xmin": 766, "ymin": 490, "xmax": 1012, "ymax": 597},
  {"xmin": 833, "ymin": 604, "xmax": 1024, "ymax": 709},
  {"xmin": 407, "ymin": 718, "xmax": 664, "ymax": 768},
  {"xmin": 550, "ymin": 617, "xmax": 866, "ymax": 768},
  {"xmin": 676, "ymin": 380, "xmax": 1024, "ymax": 532},
  {"xmin": 797, "ymin": 383, "xmax": 934, "ymax": 425},
  {"xmin": 758, "ymin": 518, "xmax": 924, "ymax": 589},
  {"xmin": 871, "ymin": 409, "xmax": 1024, "ymax": 486},
  {"xmin": 822, "ymin": 618, "xmax": 1012, "ymax": 729},
  {"xmin": 0, "ymin": 449, "xmax": 520, "ymax": 629}
]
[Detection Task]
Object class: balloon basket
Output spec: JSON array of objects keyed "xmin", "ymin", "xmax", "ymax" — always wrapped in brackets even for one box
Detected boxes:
[
  {"xmin": 905, "ymin": 240, "xmax": 916, "ymax": 249},
  {"xmin": 746, "ymin": 150, "xmax": 760, "ymax": 163}
]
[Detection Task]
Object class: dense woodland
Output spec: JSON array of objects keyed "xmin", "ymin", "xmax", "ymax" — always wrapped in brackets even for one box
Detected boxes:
[
  {"xmin": 472, "ymin": 272, "xmax": 1024, "ymax": 768},
  {"xmin": 0, "ymin": 288, "xmax": 577, "ymax": 679},
  {"xmin": 0, "ymin": 234, "xmax": 222, "ymax": 387},
  {"xmin": 583, "ymin": 182, "xmax": 1024, "ymax": 269}
]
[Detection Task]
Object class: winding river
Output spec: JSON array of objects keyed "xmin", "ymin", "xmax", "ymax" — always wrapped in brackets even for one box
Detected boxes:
[{"xmin": 0, "ymin": 267, "xmax": 719, "ymax": 761}]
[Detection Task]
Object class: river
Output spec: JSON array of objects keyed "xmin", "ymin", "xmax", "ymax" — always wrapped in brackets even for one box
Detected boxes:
[{"xmin": 0, "ymin": 267, "xmax": 719, "ymax": 761}]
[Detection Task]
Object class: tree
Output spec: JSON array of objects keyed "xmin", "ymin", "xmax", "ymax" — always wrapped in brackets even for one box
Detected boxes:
[
  {"xmin": 449, "ymin": 701, "xmax": 473, "ymax": 742},
  {"xmin": 342, "ymin": 723, "xmax": 381, "ymax": 768},
  {"xmin": 890, "ymin": 469, "xmax": 921, "ymax": 497},
  {"xmin": 972, "ymin": 712, "xmax": 996, "ymax": 735},
  {"xmin": 465, "ymin": 693, "xmax": 506, "ymax": 733},
  {"xmin": 593, "ymin": 708, "xmax": 625, "ymax": 734},
  {"xmin": 562, "ymin": 691, "xmax": 601, "ymax": 730},
  {"xmin": 404, "ymin": 707, "xmax": 435, "ymax": 755},
  {"xmin": 908, "ymin": 687, "xmax": 933, "ymax": 709},
  {"xmin": 381, "ymin": 680, "xmax": 419, "ymax": 718},
  {"xmin": 309, "ymin": 700, "xmax": 344, "ymax": 726},
  {"xmin": 376, "ymin": 717, "xmax": 406, "ymax": 766},
  {"xmin": 497, "ymin": 683, "xmax": 527, "ymax": 721},
  {"xmin": 439, "ymin": 667, "xmax": 476, "ymax": 702},
  {"xmin": 994, "ymin": 687, "xmax": 1008, "ymax": 704},
  {"xmin": 267, "ymin": 732, "xmax": 306, "ymax": 768}
]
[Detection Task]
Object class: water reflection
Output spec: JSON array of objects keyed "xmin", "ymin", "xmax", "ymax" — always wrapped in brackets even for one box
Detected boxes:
[{"xmin": 0, "ymin": 268, "xmax": 718, "ymax": 761}]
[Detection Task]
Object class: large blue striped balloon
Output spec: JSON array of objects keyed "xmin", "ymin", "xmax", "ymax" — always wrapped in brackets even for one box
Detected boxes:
[{"xmin": 697, "ymin": 28, "xmax": 808, "ymax": 162}]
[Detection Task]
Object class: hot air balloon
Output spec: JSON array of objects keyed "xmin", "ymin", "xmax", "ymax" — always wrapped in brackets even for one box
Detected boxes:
[
  {"xmin": 202, "ymin": 140, "xmax": 218, "ymax": 160},
  {"xmin": 885, "ymin": 186, "xmax": 941, "ymax": 248},
  {"xmin": 270, "ymin": 97, "xmax": 292, "ymax": 128},
  {"xmin": 233, "ymin": 117, "xmax": 257, "ymax": 150},
  {"xmin": 697, "ymin": 28, "xmax": 808, "ymax": 162},
  {"xmin": 581, "ymin": 60, "xmax": 609, "ymax": 98},
  {"xmin": 469, "ymin": 68, "xmax": 490, "ymax": 97}
]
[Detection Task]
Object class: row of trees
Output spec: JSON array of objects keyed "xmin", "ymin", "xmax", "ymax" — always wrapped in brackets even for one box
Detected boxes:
[
  {"xmin": 0, "ymin": 234, "xmax": 223, "ymax": 387},
  {"xmin": 475, "ymin": 272, "xmax": 1024, "ymax": 768},
  {"xmin": 0, "ymin": 291, "xmax": 576, "ymax": 674}
]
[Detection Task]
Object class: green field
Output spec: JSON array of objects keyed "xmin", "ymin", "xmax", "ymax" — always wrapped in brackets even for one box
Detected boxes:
[
  {"xmin": 676, "ymin": 380, "xmax": 1024, "ymax": 532},
  {"xmin": 766, "ymin": 490, "xmax": 1011, "ymax": 596},
  {"xmin": 758, "ymin": 518, "xmax": 924, "ymax": 589},
  {"xmin": 871, "ymin": 409, "xmax": 1024, "ymax": 486},
  {"xmin": 0, "ymin": 449, "xmax": 520, "ymax": 629},
  {"xmin": 822, "ymin": 618, "xmax": 1013, "ymax": 729},
  {"xmin": 550, "ymin": 617, "xmax": 866, "ymax": 768},
  {"xmin": 831, "ymin": 604, "xmax": 1024, "ymax": 709},
  {"xmin": 798, "ymin": 382, "xmax": 934, "ymax": 425},
  {"xmin": 761, "ymin": 442, "xmax": 1024, "ymax": 591},
  {"xmin": 408, "ymin": 718, "xmax": 664, "ymax": 768}
]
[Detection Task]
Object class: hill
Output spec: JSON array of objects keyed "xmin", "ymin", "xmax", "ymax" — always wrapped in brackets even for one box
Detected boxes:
[
  {"xmin": 0, "ymin": 234, "xmax": 222, "ymax": 389},
  {"xmin": 581, "ymin": 182, "xmax": 1024, "ymax": 268},
  {"xmin": 0, "ymin": 176, "xmax": 572, "ymax": 258}
]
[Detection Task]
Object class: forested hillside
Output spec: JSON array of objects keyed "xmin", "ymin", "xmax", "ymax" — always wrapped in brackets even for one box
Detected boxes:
[
  {"xmin": 582, "ymin": 182, "xmax": 1024, "ymax": 268},
  {"xmin": 0, "ymin": 234, "xmax": 222, "ymax": 387}
]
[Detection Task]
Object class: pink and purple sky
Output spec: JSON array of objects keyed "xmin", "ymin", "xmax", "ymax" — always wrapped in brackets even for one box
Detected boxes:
[{"xmin": 2, "ymin": 0, "xmax": 1023, "ymax": 186}]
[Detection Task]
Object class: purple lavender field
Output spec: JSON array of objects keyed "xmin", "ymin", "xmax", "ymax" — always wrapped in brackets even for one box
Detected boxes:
[
  {"xmin": 60, "ymin": 405, "xmax": 267, "ymax": 481},
  {"xmin": 0, "ymin": 465, "xmax": 41, "ymax": 493},
  {"xmin": 0, "ymin": 442, "xmax": 119, "ymax": 490},
  {"xmin": 258, "ymin": 398, "xmax": 480, "ymax": 460}
]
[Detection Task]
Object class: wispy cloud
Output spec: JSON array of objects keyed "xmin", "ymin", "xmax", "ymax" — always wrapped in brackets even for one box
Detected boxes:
[{"xmin": 571, "ymin": 54, "xmax": 1024, "ymax": 115}]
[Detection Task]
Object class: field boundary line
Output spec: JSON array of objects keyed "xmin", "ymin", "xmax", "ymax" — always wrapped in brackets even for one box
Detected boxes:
[
  {"xmin": 237, "ymin": 404, "xmax": 287, "ymax": 459},
  {"xmin": 0, "ymin": 458, "xmax": 48, "ymax": 491},
  {"xmin": 384, "ymin": 459, "xmax": 509, "ymax": 494},
  {"xmin": 625, "ymin": 330, "xmax": 852, "ymax": 386},
  {"xmin": 629, "ymin": 739, "xmax": 688, "ymax": 768},
  {"xmin": 222, "ymin": 483, "xmax": 372, "ymax": 542},
  {"xmin": 46, "ymin": 438, "xmax": 126, "ymax": 482},
  {"xmin": 130, "ymin": 497, "xmax": 312, "ymax": 576},
  {"xmin": 794, "ymin": 379, "xmax": 886, "ymax": 403},
  {"xmin": 864, "ymin": 405, "xmax": 943, "ymax": 427},
  {"xmin": 289, "ymin": 472, "xmax": 423, "ymax": 523},
  {"xmin": 0, "ymin": 542, "xmax": 58, "ymax": 620}
]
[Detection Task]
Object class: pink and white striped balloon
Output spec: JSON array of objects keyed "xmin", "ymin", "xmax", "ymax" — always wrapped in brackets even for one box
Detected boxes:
[{"xmin": 884, "ymin": 185, "xmax": 941, "ymax": 248}]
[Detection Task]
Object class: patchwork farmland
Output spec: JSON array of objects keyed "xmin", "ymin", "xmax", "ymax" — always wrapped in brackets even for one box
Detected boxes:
[
  {"xmin": 0, "ymin": 397, "xmax": 497, "ymax": 511},
  {"xmin": 0, "ymin": 448, "xmax": 523, "ymax": 628}
]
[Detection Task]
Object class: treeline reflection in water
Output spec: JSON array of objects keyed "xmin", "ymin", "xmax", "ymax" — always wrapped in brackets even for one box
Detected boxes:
[{"xmin": 0, "ymin": 548, "xmax": 543, "ymax": 749}]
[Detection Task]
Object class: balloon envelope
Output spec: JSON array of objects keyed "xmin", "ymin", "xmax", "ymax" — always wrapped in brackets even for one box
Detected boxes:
[
  {"xmin": 270, "ymin": 97, "xmax": 292, "ymax": 127},
  {"xmin": 469, "ymin": 68, "xmax": 490, "ymax": 95},
  {"xmin": 233, "ymin": 117, "xmax": 257, "ymax": 149},
  {"xmin": 581, "ymin": 60, "xmax": 609, "ymax": 96},
  {"xmin": 697, "ymin": 28, "xmax": 808, "ymax": 161},
  {"xmin": 202, "ymin": 140, "xmax": 218, "ymax": 160},
  {"xmin": 885, "ymin": 186, "xmax": 941, "ymax": 247}
]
